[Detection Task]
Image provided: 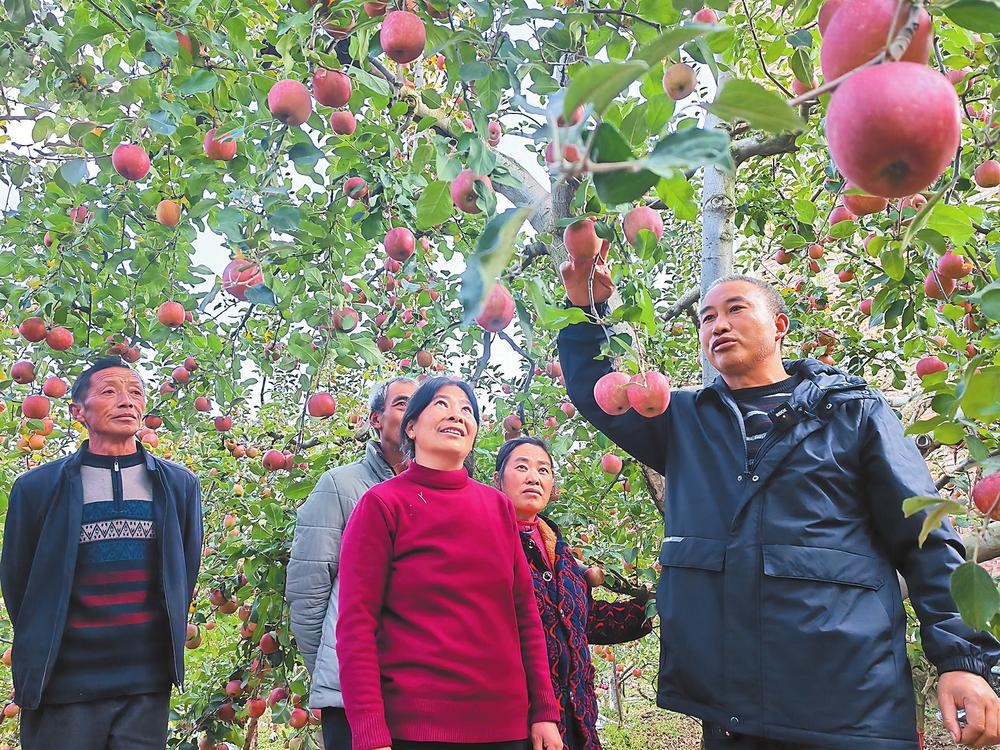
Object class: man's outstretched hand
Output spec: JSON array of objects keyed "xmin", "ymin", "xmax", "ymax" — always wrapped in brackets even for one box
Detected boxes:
[
  {"xmin": 939, "ymin": 670, "xmax": 1000, "ymax": 748},
  {"xmin": 559, "ymin": 239, "xmax": 613, "ymax": 308}
]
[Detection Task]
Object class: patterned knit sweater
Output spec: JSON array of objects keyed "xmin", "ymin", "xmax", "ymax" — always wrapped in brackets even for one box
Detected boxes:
[{"xmin": 43, "ymin": 450, "xmax": 172, "ymax": 704}]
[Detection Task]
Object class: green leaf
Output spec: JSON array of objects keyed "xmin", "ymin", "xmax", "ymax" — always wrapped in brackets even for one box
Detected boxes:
[
  {"xmin": 590, "ymin": 122, "xmax": 659, "ymax": 204},
  {"xmin": 925, "ymin": 203, "xmax": 974, "ymax": 246},
  {"xmin": 881, "ymin": 245, "xmax": 905, "ymax": 281},
  {"xmin": 961, "ymin": 367, "xmax": 1000, "ymax": 423},
  {"xmin": 642, "ymin": 127, "xmax": 733, "ymax": 175},
  {"xmin": 564, "ymin": 61, "xmax": 650, "ymax": 119},
  {"xmin": 147, "ymin": 29, "xmax": 179, "ymax": 56},
  {"xmin": 459, "ymin": 61, "xmax": 491, "ymax": 82},
  {"xmin": 31, "ymin": 116, "xmax": 55, "ymax": 142},
  {"xmin": 918, "ymin": 500, "xmax": 966, "ymax": 547},
  {"xmin": 951, "ymin": 561, "xmax": 1000, "ymax": 631},
  {"xmin": 942, "ymin": 0, "xmax": 1000, "ymax": 32},
  {"xmin": 269, "ymin": 205, "xmax": 300, "ymax": 233},
  {"xmin": 147, "ymin": 110, "xmax": 177, "ymax": 136},
  {"xmin": 288, "ymin": 141, "xmax": 323, "ymax": 167},
  {"xmin": 245, "ymin": 283, "xmax": 279, "ymax": 307},
  {"xmin": 934, "ymin": 420, "xmax": 965, "ymax": 445},
  {"xmin": 633, "ymin": 23, "xmax": 719, "ymax": 67},
  {"xmin": 178, "ymin": 69, "xmax": 218, "ymax": 95},
  {"xmin": 350, "ymin": 68, "xmax": 393, "ymax": 98},
  {"xmin": 4, "ymin": 0, "xmax": 33, "ymax": 28},
  {"xmin": 459, "ymin": 206, "xmax": 532, "ymax": 325},
  {"xmin": 970, "ymin": 281, "xmax": 1000, "ymax": 322},
  {"xmin": 705, "ymin": 78, "xmax": 806, "ymax": 134},
  {"xmin": 655, "ymin": 172, "xmax": 698, "ymax": 222},
  {"xmin": 415, "ymin": 181, "xmax": 453, "ymax": 230},
  {"xmin": 902, "ymin": 495, "xmax": 948, "ymax": 516},
  {"xmin": 58, "ymin": 158, "xmax": 87, "ymax": 186}
]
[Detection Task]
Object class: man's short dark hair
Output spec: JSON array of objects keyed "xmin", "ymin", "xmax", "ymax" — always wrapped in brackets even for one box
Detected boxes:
[
  {"xmin": 706, "ymin": 274, "xmax": 790, "ymax": 317},
  {"xmin": 368, "ymin": 377, "xmax": 418, "ymax": 414},
  {"xmin": 71, "ymin": 357, "xmax": 144, "ymax": 404}
]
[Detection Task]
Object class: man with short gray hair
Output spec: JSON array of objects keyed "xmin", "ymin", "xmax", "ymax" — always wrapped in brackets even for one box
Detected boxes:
[{"xmin": 286, "ymin": 377, "xmax": 417, "ymax": 750}]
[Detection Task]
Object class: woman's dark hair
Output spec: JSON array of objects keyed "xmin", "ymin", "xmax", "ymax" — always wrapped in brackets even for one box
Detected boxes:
[
  {"xmin": 495, "ymin": 436, "xmax": 554, "ymax": 477},
  {"xmin": 399, "ymin": 376, "xmax": 481, "ymax": 463}
]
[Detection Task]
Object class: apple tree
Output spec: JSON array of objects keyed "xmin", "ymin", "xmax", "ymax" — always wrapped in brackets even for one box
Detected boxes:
[{"xmin": 0, "ymin": 0, "xmax": 998, "ymax": 746}]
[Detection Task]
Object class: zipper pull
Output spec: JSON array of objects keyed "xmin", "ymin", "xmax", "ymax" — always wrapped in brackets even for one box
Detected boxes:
[{"xmin": 114, "ymin": 459, "xmax": 120, "ymax": 473}]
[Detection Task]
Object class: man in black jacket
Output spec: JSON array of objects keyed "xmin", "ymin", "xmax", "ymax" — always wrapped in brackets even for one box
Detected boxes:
[
  {"xmin": 557, "ymin": 254, "xmax": 1000, "ymax": 750},
  {"xmin": 1, "ymin": 356, "xmax": 202, "ymax": 749}
]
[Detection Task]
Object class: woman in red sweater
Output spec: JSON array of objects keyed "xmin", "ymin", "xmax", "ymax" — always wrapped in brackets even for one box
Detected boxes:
[{"xmin": 336, "ymin": 377, "xmax": 563, "ymax": 750}]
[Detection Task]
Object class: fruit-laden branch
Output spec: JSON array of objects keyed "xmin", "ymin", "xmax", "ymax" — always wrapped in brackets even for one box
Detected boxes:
[
  {"xmin": 367, "ymin": 60, "xmax": 554, "ymax": 234},
  {"xmin": 639, "ymin": 464, "xmax": 665, "ymax": 515},
  {"xmin": 731, "ymin": 131, "xmax": 801, "ymax": 167},
  {"xmin": 662, "ymin": 287, "xmax": 700, "ymax": 322}
]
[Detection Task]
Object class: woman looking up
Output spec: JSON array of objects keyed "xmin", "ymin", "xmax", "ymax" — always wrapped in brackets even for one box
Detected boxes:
[
  {"xmin": 337, "ymin": 377, "xmax": 563, "ymax": 750},
  {"xmin": 495, "ymin": 437, "xmax": 652, "ymax": 750}
]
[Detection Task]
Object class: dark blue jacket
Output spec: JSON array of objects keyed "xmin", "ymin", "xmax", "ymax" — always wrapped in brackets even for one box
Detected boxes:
[
  {"xmin": 558, "ymin": 315, "xmax": 999, "ymax": 749},
  {"xmin": 520, "ymin": 516, "xmax": 650, "ymax": 750},
  {"xmin": 0, "ymin": 442, "xmax": 202, "ymax": 709}
]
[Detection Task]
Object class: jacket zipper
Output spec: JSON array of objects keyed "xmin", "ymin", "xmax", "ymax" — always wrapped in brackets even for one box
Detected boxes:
[
  {"xmin": 153, "ymin": 465, "xmax": 180, "ymax": 687},
  {"xmin": 112, "ymin": 459, "xmax": 123, "ymax": 511}
]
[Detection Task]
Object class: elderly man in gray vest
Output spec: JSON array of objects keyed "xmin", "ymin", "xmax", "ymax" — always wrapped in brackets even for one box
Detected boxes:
[{"xmin": 286, "ymin": 377, "xmax": 416, "ymax": 750}]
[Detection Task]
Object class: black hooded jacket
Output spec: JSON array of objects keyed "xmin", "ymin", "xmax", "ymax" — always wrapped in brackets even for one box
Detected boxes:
[{"xmin": 558, "ymin": 314, "xmax": 998, "ymax": 749}]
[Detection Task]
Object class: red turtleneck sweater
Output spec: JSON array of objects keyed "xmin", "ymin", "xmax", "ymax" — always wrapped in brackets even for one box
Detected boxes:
[{"xmin": 336, "ymin": 462, "xmax": 560, "ymax": 750}]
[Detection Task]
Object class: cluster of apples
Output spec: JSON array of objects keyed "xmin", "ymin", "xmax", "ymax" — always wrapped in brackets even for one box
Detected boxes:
[
  {"xmin": 593, "ymin": 370, "xmax": 672, "ymax": 418},
  {"xmin": 819, "ymin": 0, "xmax": 962, "ymax": 199}
]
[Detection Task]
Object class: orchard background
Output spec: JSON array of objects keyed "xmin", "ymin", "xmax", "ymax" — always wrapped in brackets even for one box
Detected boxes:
[{"xmin": 0, "ymin": 0, "xmax": 999, "ymax": 746}]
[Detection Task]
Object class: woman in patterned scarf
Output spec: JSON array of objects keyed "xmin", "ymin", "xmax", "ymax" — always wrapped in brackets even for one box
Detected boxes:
[{"xmin": 494, "ymin": 437, "xmax": 653, "ymax": 750}]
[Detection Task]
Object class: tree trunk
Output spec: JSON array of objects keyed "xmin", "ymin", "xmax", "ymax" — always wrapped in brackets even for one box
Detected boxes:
[{"xmin": 699, "ymin": 73, "xmax": 736, "ymax": 386}]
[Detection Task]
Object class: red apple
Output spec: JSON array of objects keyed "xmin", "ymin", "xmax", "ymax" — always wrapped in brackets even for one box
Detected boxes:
[
  {"xmin": 184, "ymin": 356, "xmax": 199, "ymax": 371},
  {"xmin": 826, "ymin": 62, "xmax": 960, "ymax": 198},
  {"xmin": 841, "ymin": 183, "xmax": 888, "ymax": 216},
  {"xmin": 662, "ymin": 63, "xmax": 696, "ymax": 100},
  {"xmin": 600, "ymin": 453, "xmax": 623, "ymax": 474},
  {"xmin": 474, "ymin": 283, "xmax": 515, "ymax": 332},
  {"xmin": 923, "ymin": 272, "xmax": 955, "ymax": 300},
  {"xmin": 974, "ymin": 159, "xmax": 1000, "ymax": 189},
  {"xmin": 593, "ymin": 371, "xmax": 631, "ymax": 415},
  {"xmin": 817, "ymin": 0, "xmax": 846, "ymax": 35},
  {"xmin": 622, "ymin": 206, "xmax": 664, "ymax": 248},
  {"xmin": 217, "ymin": 703, "xmax": 236, "ymax": 722},
  {"xmin": 584, "ymin": 565, "xmax": 606, "ymax": 586},
  {"xmin": 563, "ymin": 218, "xmax": 602, "ymax": 261},
  {"xmin": 820, "ymin": 0, "xmax": 932, "ymax": 82},
  {"xmin": 915, "ymin": 355, "xmax": 947, "ymax": 378},
  {"xmin": 774, "ymin": 249, "xmax": 792, "ymax": 265},
  {"xmin": 829, "ymin": 204, "xmax": 855, "ymax": 225},
  {"xmin": 973, "ymin": 473, "xmax": 1000, "ymax": 521},
  {"xmin": 157, "ymin": 301, "xmax": 186, "ymax": 327},
  {"xmin": 248, "ymin": 698, "xmax": 267, "ymax": 718},
  {"xmin": 330, "ymin": 111, "xmax": 357, "ymax": 135},
  {"xmin": 111, "ymin": 143, "xmax": 151, "ymax": 181},
  {"xmin": 487, "ymin": 121, "xmax": 502, "ymax": 146},
  {"xmin": 560, "ymin": 402, "xmax": 576, "ymax": 418},
  {"xmin": 385, "ymin": 227, "xmax": 416, "ymax": 262},
  {"xmin": 557, "ymin": 105, "xmax": 585, "ymax": 127},
  {"xmin": 259, "ymin": 631, "xmax": 279, "ymax": 654},
  {"xmin": 626, "ymin": 371, "xmax": 671, "ymax": 417},
  {"xmin": 860, "ymin": 298, "xmax": 873, "ymax": 316},
  {"xmin": 263, "ymin": 449, "xmax": 286, "ymax": 471},
  {"xmin": 45, "ymin": 326, "xmax": 73, "ymax": 351},
  {"xmin": 214, "ymin": 416, "xmax": 232, "ymax": 431},
  {"xmin": 312, "ymin": 68, "xmax": 352, "ymax": 107},
  {"xmin": 222, "ymin": 259, "xmax": 264, "ymax": 301},
  {"xmin": 18, "ymin": 316, "xmax": 47, "ymax": 342},
  {"xmin": 307, "ymin": 392, "xmax": 337, "ymax": 418},
  {"xmin": 194, "ymin": 396, "xmax": 211, "ymax": 412},
  {"xmin": 268, "ymin": 686, "xmax": 290, "ymax": 706},
  {"xmin": 144, "ymin": 415, "xmax": 163, "ymax": 429},
  {"xmin": 204, "ymin": 128, "xmax": 237, "ymax": 161},
  {"xmin": 172, "ymin": 366, "xmax": 191, "ymax": 384},
  {"xmin": 693, "ymin": 7, "xmax": 718, "ymax": 22},
  {"xmin": 42, "ymin": 377, "xmax": 68, "ymax": 398},
  {"xmin": 267, "ymin": 79, "xmax": 312, "ymax": 126},
  {"xmin": 288, "ymin": 707, "xmax": 309, "ymax": 729},
  {"xmin": 344, "ymin": 176, "xmax": 369, "ymax": 202},
  {"xmin": 450, "ymin": 170, "xmax": 492, "ymax": 214},
  {"xmin": 937, "ymin": 251, "xmax": 971, "ymax": 279},
  {"xmin": 11, "ymin": 360, "xmax": 36, "ymax": 384},
  {"xmin": 380, "ymin": 10, "xmax": 425, "ymax": 64},
  {"xmin": 22, "ymin": 395, "xmax": 50, "ymax": 420},
  {"xmin": 156, "ymin": 199, "xmax": 181, "ymax": 227}
]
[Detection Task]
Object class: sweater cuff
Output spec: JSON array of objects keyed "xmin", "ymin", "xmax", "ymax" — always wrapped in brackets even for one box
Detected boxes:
[
  {"xmin": 936, "ymin": 655, "xmax": 994, "ymax": 681},
  {"xmin": 347, "ymin": 710, "xmax": 393, "ymax": 750},
  {"xmin": 528, "ymin": 694, "xmax": 562, "ymax": 725}
]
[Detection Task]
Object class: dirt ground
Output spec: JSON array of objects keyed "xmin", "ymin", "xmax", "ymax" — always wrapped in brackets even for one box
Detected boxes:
[{"xmin": 599, "ymin": 705, "xmax": 997, "ymax": 749}]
